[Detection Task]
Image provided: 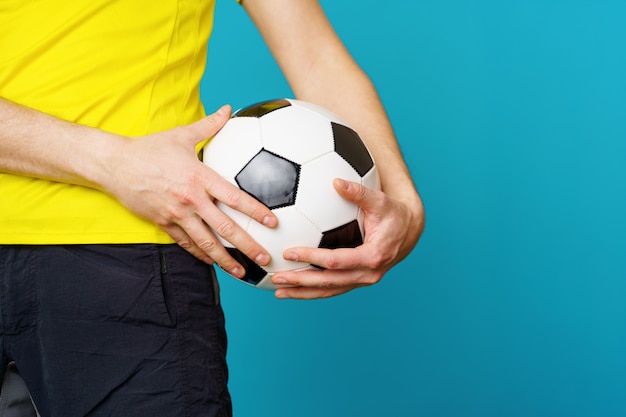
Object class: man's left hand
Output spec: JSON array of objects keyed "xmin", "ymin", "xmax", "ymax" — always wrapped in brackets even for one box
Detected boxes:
[{"xmin": 271, "ymin": 178, "xmax": 425, "ymax": 299}]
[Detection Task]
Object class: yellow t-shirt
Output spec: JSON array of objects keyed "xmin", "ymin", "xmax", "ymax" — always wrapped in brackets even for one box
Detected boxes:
[{"xmin": 0, "ymin": 0, "xmax": 216, "ymax": 244}]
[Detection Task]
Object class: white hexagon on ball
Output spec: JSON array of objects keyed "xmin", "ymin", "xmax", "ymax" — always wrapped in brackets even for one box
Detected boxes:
[
  {"xmin": 261, "ymin": 105, "xmax": 335, "ymax": 165},
  {"xmin": 203, "ymin": 117, "xmax": 263, "ymax": 185},
  {"xmin": 296, "ymin": 152, "xmax": 361, "ymax": 232}
]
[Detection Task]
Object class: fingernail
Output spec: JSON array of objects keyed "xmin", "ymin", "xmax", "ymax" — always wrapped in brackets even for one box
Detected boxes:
[
  {"xmin": 255, "ymin": 253, "xmax": 270, "ymax": 266},
  {"xmin": 275, "ymin": 290, "xmax": 289, "ymax": 299},
  {"xmin": 263, "ymin": 215, "xmax": 277, "ymax": 227},
  {"xmin": 217, "ymin": 104, "xmax": 230, "ymax": 116},
  {"xmin": 230, "ymin": 266, "xmax": 243, "ymax": 278},
  {"xmin": 335, "ymin": 178, "xmax": 349, "ymax": 190},
  {"xmin": 272, "ymin": 275, "xmax": 287, "ymax": 285},
  {"xmin": 284, "ymin": 251, "xmax": 298, "ymax": 261}
]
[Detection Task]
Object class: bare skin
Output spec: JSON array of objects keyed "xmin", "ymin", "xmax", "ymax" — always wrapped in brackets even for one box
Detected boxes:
[
  {"xmin": 243, "ymin": 0, "xmax": 425, "ymax": 298},
  {"xmin": 0, "ymin": 99, "xmax": 276, "ymax": 278},
  {"xmin": 0, "ymin": 0, "xmax": 425, "ymax": 300}
]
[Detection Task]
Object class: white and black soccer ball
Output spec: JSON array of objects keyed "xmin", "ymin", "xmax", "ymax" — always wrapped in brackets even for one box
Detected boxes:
[{"xmin": 202, "ymin": 98, "xmax": 380, "ymax": 290}]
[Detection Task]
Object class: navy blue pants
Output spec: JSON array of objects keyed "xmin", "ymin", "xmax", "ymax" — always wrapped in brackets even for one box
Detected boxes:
[{"xmin": 0, "ymin": 244, "xmax": 231, "ymax": 417}]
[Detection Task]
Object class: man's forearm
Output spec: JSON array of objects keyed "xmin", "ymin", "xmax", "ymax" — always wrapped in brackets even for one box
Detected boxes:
[
  {"xmin": 0, "ymin": 96, "xmax": 122, "ymax": 190},
  {"xmin": 242, "ymin": 0, "xmax": 421, "ymax": 210}
]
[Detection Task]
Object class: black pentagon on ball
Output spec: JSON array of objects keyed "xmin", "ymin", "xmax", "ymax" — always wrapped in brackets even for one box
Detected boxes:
[
  {"xmin": 319, "ymin": 219, "xmax": 363, "ymax": 250},
  {"xmin": 233, "ymin": 99, "xmax": 292, "ymax": 118},
  {"xmin": 235, "ymin": 149, "xmax": 301, "ymax": 210},
  {"xmin": 332, "ymin": 122, "xmax": 374, "ymax": 177},
  {"xmin": 225, "ymin": 248, "xmax": 267, "ymax": 285}
]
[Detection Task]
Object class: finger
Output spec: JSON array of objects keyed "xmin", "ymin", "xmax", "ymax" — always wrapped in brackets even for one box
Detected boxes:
[
  {"xmin": 274, "ymin": 285, "xmax": 359, "ymax": 300},
  {"xmin": 271, "ymin": 266, "xmax": 382, "ymax": 291},
  {"xmin": 282, "ymin": 246, "xmax": 370, "ymax": 271},
  {"xmin": 176, "ymin": 213, "xmax": 248, "ymax": 278},
  {"xmin": 204, "ymin": 170, "xmax": 278, "ymax": 228},
  {"xmin": 195, "ymin": 199, "xmax": 271, "ymax": 268},
  {"xmin": 161, "ymin": 223, "xmax": 214, "ymax": 265},
  {"xmin": 333, "ymin": 178, "xmax": 385, "ymax": 212},
  {"xmin": 178, "ymin": 104, "xmax": 232, "ymax": 148},
  {"xmin": 272, "ymin": 269, "xmax": 371, "ymax": 299}
]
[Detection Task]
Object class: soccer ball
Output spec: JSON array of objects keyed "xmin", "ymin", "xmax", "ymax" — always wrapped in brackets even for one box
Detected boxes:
[{"xmin": 202, "ymin": 98, "xmax": 380, "ymax": 290}]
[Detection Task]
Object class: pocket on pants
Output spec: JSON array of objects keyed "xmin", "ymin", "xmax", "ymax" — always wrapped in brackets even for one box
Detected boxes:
[{"xmin": 38, "ymin": 244, "xmax": 176, "ymax": 329}]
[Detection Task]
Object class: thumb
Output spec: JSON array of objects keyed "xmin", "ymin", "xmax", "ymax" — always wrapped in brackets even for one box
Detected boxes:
[
  {"xmin": 182, "ymin": 104, "xmax": 232, "ymax": 147},
  {"xmin": 333, "ymin": 178, "xmax": 378, "ymax": 210}
]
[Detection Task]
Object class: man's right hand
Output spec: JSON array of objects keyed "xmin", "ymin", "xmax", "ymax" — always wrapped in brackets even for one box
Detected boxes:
[
  {"xmin": 0, "ymin": 99, "xmax": 274, "ymax": 276},
  {"xmin": 100, "ymin": 105, "xmax": 277, "ymax": 277}
]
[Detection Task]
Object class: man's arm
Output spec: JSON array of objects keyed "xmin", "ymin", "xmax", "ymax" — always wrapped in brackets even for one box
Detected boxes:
[
  {"xmin": 0, "ymin": 97, "xmax": 276, "ymax": 276},
  {"xmin": 241, "ymin": 0, "xmax": 425, "ymax": 299}
]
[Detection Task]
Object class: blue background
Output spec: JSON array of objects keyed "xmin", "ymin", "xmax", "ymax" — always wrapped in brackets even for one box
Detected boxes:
[{"xmin": 201, "ymin": 1, "xmax": 626, "ymax": 416}]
